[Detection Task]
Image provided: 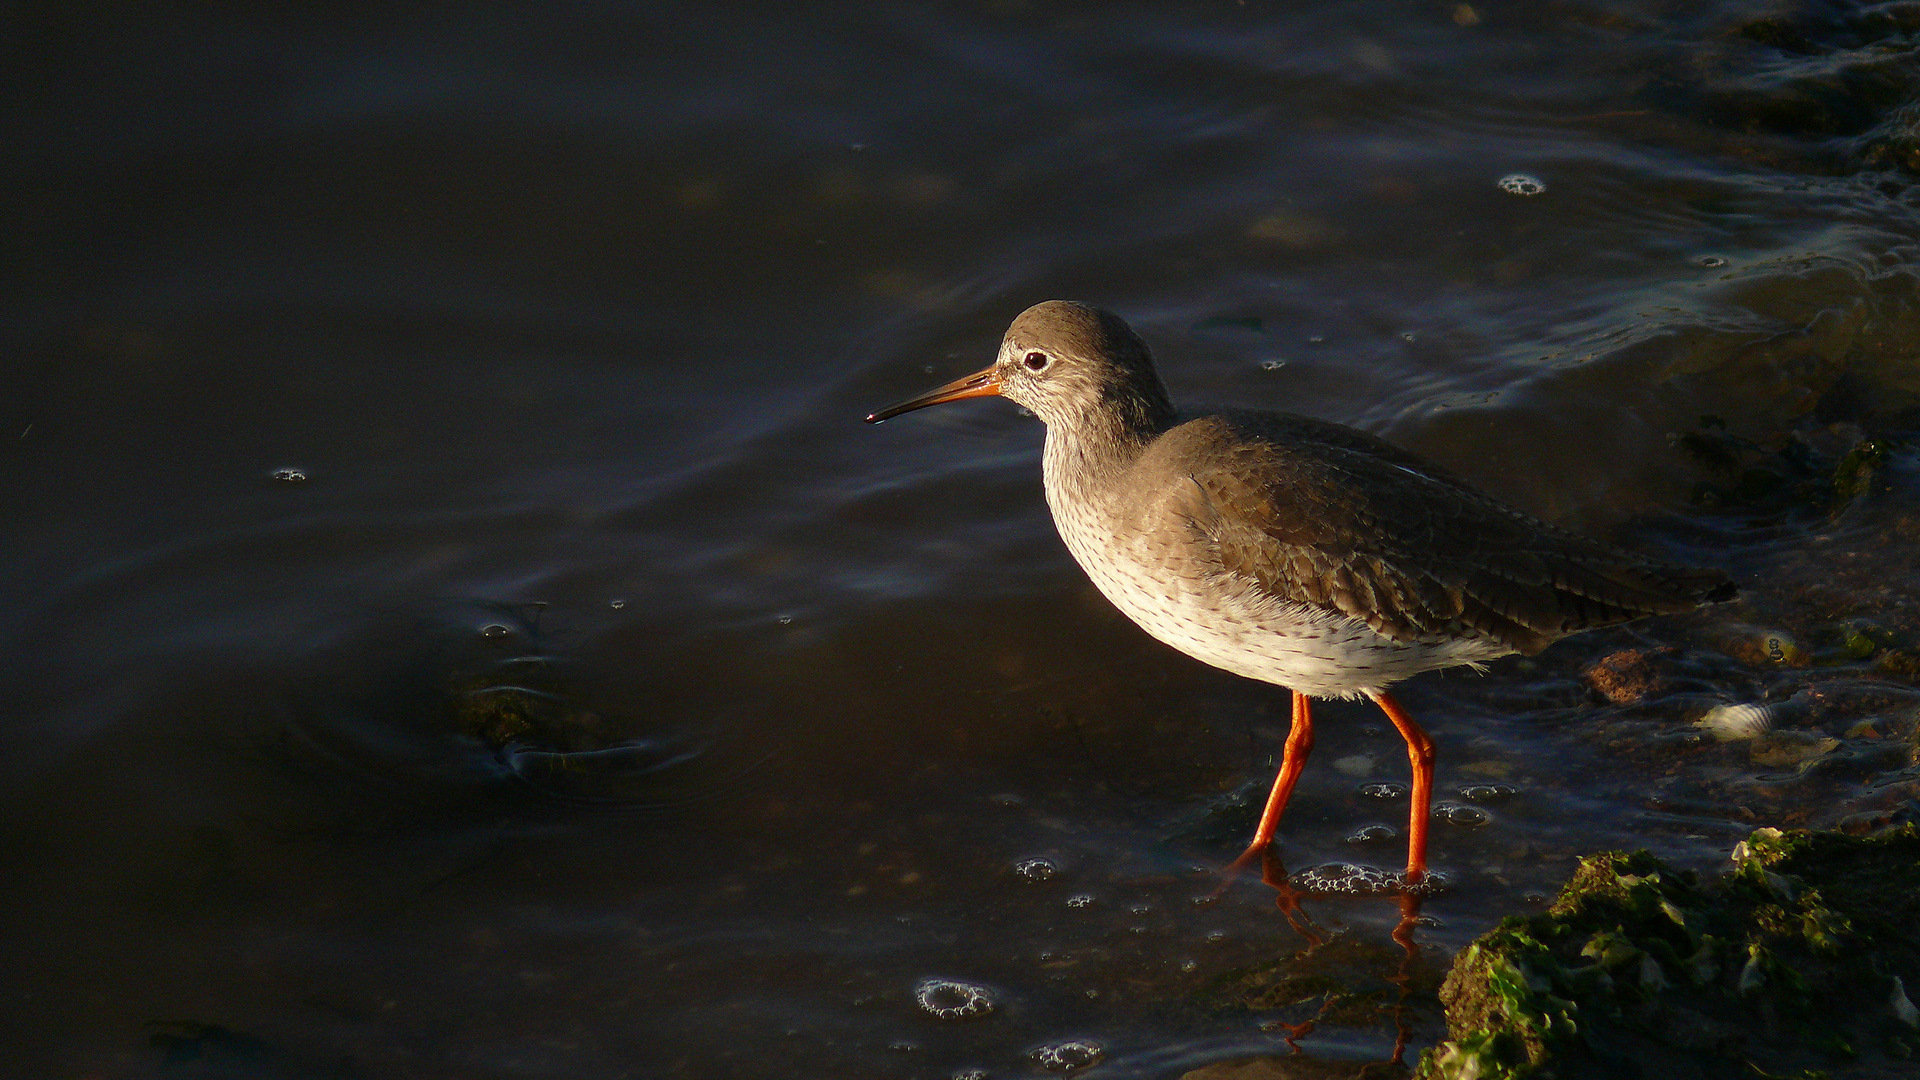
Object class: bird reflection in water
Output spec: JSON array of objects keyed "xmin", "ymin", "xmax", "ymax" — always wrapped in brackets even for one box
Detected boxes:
[{"xmin": 1245, "ymin": 849, "xmax": 1432, "ymax": 1071}]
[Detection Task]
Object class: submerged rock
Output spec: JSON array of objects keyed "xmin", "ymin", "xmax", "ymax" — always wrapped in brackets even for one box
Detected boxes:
[{"xmin": 1419, "ymin": 826, "xmax": 1920, "ymax": 1079}]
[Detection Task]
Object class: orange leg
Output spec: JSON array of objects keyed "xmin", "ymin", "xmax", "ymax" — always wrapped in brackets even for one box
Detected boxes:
[
  {"xmin": 1368, "ymin": 690, "xmax": 1435, "ymax": 884},
  {"xmin": 1224, "ymin": 690, "xmax": 1315, "ymax": 878}
]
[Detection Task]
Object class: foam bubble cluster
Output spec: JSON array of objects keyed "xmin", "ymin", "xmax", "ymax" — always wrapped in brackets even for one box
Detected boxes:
[
  {"xmin": 1293, "ymin": 862, "xmax": 1395, "ymax": 894},
  {"xmin": 1030, "ymin": 1039, "xmax": 1104, "ymax": 1071},
  {"xmin": 1358, "ymin": 781, "xmax": 1406, "ymax": 800},
  {"xmin": 1292, "ymin": 862, "xmax": 1451, "ymax": 897},
  {"xmin": 1459, "ymin": 783, "xmax": 1517, "ymax": 803},
  {"xmin": 1013, "ymin": 857, "xmax": 1058, "ymax": 882},
  {"xmin": 1433, "ymin": 801, "xmax": 1491, "ymax": 827},
  {"xmin": 1497, "ymin": 173, "xmax": 1546, "ymax": 195},
  {"xmin": 914, "ymin": 978, "xmax": 996, "ymax": 1020}
]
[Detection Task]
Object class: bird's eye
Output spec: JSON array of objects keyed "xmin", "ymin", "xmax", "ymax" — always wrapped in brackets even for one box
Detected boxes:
[{"xmin": 1023, "ymin": 351, "xmax": 1050, "ymax": 371}]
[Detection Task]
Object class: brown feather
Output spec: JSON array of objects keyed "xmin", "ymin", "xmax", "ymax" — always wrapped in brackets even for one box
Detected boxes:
[{"xmin": 1148, "ymin": 412, "xmax": 1730, "ymax": 655}]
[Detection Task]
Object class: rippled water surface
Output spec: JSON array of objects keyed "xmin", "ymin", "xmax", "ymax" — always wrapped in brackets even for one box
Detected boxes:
[{"xmin": 9, "ymin": 2, "xmax": 1920, "ymax": 1077}]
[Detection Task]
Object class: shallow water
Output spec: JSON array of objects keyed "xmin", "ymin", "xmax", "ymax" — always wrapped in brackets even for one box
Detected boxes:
[{"xmin": 7, "ymin": 2, "xmax": 1920, "ymax": 1077}]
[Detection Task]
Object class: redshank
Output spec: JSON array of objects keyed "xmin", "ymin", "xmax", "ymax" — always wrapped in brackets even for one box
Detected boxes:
[{"xmin": 867, "ymin": 301, "xmax": 1734, "ymax": 885}]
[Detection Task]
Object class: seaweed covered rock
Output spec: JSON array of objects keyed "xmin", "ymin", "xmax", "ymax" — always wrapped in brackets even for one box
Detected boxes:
[{"xmin": 1419, "ymin": 827, "xmax": 1920, "ymax": 1079}]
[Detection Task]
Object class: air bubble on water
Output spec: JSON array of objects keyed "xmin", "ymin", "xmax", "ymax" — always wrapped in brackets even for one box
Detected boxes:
[
  {"xmin": 1401, "ymin": 331, "xmax": 1417, "ymax": 342},
  {"xmin": 1294, "ymin": 863, "xmax": 1451, "ymax": 896},
  {"xmin": 952, "ymin": 1069, "xmax": 990, "ymax": 1080},
  {"xmin": 889, "ymin": 1039, "xmax": 921, "ymax": 1052},
  {"xmin": 608, "ymin": 599, "xmax": 626, "ymax": 610},
  {"xmin": 1434, "ymin": 802, "xmax": 1491, "ymax": 827},
  {"xmin": 1065, "ymin": 894, "xmax": 1094, "ymax": 909},
  {"xmin": 778, "ymin": 615, "xmax": 793, "ymax": 625},
  {"xmin": 480, "ymin": 624, "xmax": 512, "ymax": 638},
  {"xmin": 1013, "ymin": 857, "xmax": 1058, "ymax": 882},
  {"xmin": 1308, "ymin": 335, "xmax": 1326, "ymax": 343},
  {"xmin": 270, "ymin": 467, "xmax": 308, "ymax": 482},
  {"xmin": 1205, "ymin": 929, "xmax": 1227, "ymax": 943},
  {"xmin": 1497, "ymin": 173, "xmax": 1546, "ymax": 196},
  {"xmin": 1459, "ymin": 782, "xmax": 1517, "ymax": 803},
  {"xmin": 1293, "ymin": 863, "xmax": 1395, "ymax": 894},
  {"xmin": 914, "ymin": 977, "xmax": 997, "ymax": 1020},
  {"xmin": 1180, "ymin": 959, "xmax": 1198, "ymax": 972},
  {"xmin": 1260, "ymin": 358, "xmax": 1286, "ymax": 370},
  {"xmin": 1128, "ymin": 902, "xmax": 1151, "ymax": 915},
  {"xmin": 1030, "ymin": 1039, "xmax": 1104, "ymax": 1071},
  {"xmin": 1359, "ymin": 781, "xmax": 1407, "ymax": 800},
  {"xmin": 1345, "ymin": 823, "xmax": 1397, "ymax": 844},
  {"xmin": 1696, "ymin": 255, "xmax": 1727, "ymax": 268}
]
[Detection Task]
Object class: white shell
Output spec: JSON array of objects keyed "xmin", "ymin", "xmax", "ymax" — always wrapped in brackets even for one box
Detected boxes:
[{"xmin": 1695, "ymin": 702, "xmax": 1775, "ymax": 741}]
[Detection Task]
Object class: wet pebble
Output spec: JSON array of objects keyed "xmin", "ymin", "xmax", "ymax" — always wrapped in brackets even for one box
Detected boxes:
[
  {"xmin": 1585, "ymin": 646, "xmax": 1682, "ymax": 705},
  {"xmin": 1748, "ymin": 732, "xmax": 1840, "ymax": 768}
]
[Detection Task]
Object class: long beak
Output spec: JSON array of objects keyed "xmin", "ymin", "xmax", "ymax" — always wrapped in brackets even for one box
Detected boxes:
[{"xmin": 864, "ymin": 365, "xmax": 1002, "ymax": 423}]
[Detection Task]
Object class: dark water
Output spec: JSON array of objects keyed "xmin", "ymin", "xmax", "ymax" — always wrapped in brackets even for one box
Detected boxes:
[{"xmin": 9, "ymin": 2, "xmax": 1920, "ymax": 1076}]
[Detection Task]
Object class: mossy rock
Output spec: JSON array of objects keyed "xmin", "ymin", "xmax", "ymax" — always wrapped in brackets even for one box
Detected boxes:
[{"xmin": 1419, "ymin": 826, "xmax": 1920, "ymax": 1079}]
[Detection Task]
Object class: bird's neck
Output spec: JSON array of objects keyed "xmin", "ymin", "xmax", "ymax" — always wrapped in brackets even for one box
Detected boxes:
[{"xmin": 1039, "ymin": 402, "xmax": 1164, "ymax": 509}]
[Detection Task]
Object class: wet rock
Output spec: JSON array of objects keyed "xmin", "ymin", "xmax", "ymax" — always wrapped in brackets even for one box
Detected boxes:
[
  {"xmin": 1722, "ymin": 627, "xmax": 1811, "ymax": 669},
  {"xmin": 1582, "ymin": 646, "xmax": 1747, "ymax": 706},
  {"xmin": 1833, "ymin": 439, "xmax": 1895, "ymax": 516},
  {"xmin": 1584, "ymin": 647, "xmax": 1682, "ymax": 705},
  {"xmin": 1746, "ymin": 730, "xmax": 1840, "ymax": 769},
  {"xmin": 1418, "ymin": 827, "xmax": 1920, "ymax": 1079}
]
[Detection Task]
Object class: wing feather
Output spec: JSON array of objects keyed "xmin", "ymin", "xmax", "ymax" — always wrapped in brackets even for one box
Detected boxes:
[{"xmin": 1144, "ymin": 413, "xmax": 1730, "ymax": 655}]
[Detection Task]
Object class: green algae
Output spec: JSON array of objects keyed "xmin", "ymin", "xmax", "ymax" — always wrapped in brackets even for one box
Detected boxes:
[{"xmin": 1419, "ymin": 827, "xmax": 1920, "ymax": 1080}]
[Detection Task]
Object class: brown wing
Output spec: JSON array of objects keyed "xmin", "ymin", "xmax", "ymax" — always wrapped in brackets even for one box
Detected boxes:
[{"xmin": 1141, "ymin": 413, "xmax": 1733, "ymax": 655}]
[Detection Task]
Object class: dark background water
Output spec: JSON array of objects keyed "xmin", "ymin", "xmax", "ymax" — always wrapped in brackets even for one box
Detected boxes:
[{"xmin": 9, "ymin": 2, "xmax": 1920, "ymax": 1077}]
